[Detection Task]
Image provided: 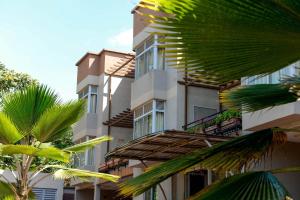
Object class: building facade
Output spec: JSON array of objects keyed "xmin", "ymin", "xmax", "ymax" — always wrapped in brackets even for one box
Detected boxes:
[
  {"xmin": 72, "ymin": 4, "xmax": 241, "ymax": 200},
  {"xmin": 72, "ymin": 49, "xmax": 135, "ymax": 199}
]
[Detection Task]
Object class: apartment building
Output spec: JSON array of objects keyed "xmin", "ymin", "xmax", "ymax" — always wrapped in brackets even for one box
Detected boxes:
[
  {"xmin": 73, "ymin": 4, "xmax": 241, "ymax": 200},
  {"xmin": 241, "ymin": 62, "xmax": 300, "ymax": 198},
  {"xmin": 72, "ymin": 49, "xmax": 135, "ymax": 199},
  {"xmin": 102, "ymin": 5, "xmax": 241, "ymax": 200}
]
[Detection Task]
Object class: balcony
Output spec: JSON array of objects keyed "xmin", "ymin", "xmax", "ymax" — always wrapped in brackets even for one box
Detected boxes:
[
  {"xmin": 131, "ymin": 70, "xmax": 167, "ymax": 109},
  {"xmin": 72, "ymin": 113, "xmax": 98, "ymax": 141},
  {"xmin": 184, "ymin": 110, "xmax": 242, "ymax": 137},
  {"xmin": 243, "ymin": 101, "xmax": 300, "ymax": 142}
]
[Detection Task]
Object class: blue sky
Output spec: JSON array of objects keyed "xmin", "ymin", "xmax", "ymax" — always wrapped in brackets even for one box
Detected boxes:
[{"xmin": 0, "ymin": 0, "xmax": 137, "ymax": 101}]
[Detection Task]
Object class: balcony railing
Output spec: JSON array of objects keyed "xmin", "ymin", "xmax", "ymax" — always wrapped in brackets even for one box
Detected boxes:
[{"xmin": 183, "ymin": 110, "xmax": 242, "ymax": 137}]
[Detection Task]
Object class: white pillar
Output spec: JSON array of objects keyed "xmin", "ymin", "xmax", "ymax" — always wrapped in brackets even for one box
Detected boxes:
[{"xmin": 94, "ymin": 183, "xmax": 101, "ymax": 200}]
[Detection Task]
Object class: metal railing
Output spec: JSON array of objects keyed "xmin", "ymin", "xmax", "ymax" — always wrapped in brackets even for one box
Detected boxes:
[{"xmin": 183, "ymin": 110, "xmax": 242, "ymax": 136}]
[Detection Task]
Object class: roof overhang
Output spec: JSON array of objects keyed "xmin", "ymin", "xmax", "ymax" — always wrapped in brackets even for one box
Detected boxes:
[{"xmin": 106, "ymin": 130, "xmax": 232, "ymax": 162}]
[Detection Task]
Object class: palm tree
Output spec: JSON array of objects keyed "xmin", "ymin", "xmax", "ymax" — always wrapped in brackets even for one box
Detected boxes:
[
  {"xmin": 119, "ymin": 0, "xmax": 300, "ymax": 199},
  {"xmin": 0, "ymin": 85, "xmax": 119, "ymax": 200}
]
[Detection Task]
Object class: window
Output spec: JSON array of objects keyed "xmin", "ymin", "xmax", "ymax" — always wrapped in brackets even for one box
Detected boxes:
[
  {"xmin": 78, "ymin": 85, "xmax": 98, "ymax": 113},
  {"xmin": 74, "ymin": 136, "xmax": 95, "ymax": 167},
  {"xmin": 32, "ymin": 188, "xmax": 57, "ymax": 200},
  {"xmin": 133, "ymin": 100, "xmax": 165, "ymax": 139},
  {"xmin": 185, "ymin": 171, "xmax": 207, "ymax": 198},
  {"xmin": 194, "ymin": 106, "xmax": 217, "ymax": 121},
  {"xmin": 135, "ymin": 35, "xmax": 165, "ymax": 79},
  {"xmin": 243, "ymin": 63, "xmax": 298, "ymax": 85}
]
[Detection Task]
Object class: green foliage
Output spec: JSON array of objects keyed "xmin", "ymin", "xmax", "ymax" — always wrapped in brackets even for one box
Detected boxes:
[
  {"xmin": 0, "ymin": 85, "xmax": 118, "ymax": 199},
  {"xmin": 221, "ymin": 84, "xmax": 298, "ymax": 112},
  {"xmin": 0, "ymin": 113, "xmax": 23, "ymax": 144},
  {"xmin": 187, "ymin": 110, "xmax": 241, "ymax": 133},
  {"xmin": 0, "ymin": 62, "xmax": 37, "ymax": 104},
  {"xmin": 64, "ymin": 136, "xmax": 112, "ymax": 152},
  {"xmin": 141, "ymin": 0, "xmax": 300, "ymax": 82},
  {"xmin": 213, "ymin": 110, "xmax": 241, "ymax": 124},
  {"xmin": 119, "ymin": 129, "xmax": 286, "ymax": 196},
  {"xmin": 189, "ymin": 172, "xmax": 290, "ymax": 200},
  {"xmin": 0, "ymin": 181, "xmax": 15, "ymax": 199},
  {"xmin": 2, "ymin": 85, "xmax": 58, "ymax": 135},
  {"xmin": 32, "ymin": 100, "xmax": 86, "ymax": 142},
  {"xmin": 50, "ymin": 165, "xmax": 120, "ymax": 183}
]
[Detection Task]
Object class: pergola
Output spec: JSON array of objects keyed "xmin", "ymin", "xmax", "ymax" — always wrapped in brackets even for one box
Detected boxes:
[
  {"xmin": 106, "ymin": 130, "xmax": 232, "ymax": 162},
  {"xmin": 103, "ymin": 108, "xmax": 133, "ymax": 129}
]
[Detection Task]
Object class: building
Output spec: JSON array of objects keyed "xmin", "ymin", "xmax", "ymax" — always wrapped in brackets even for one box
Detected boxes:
[
  {"xmin": 72, "ymin": 49, "xmax": 135, "ymax": 199},
  {"xmin": 73, "ymin": 4, "xmax": 241, "ymax": 200}
]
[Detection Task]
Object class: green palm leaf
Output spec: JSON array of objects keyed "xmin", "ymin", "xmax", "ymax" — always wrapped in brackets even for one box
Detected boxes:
[
  {"xmin": 2, "ymin": 85, "xmax": 58, "ymax": 134},
  {"xmin": 0, "ymin": 113, "xmax": 23, "ymax": 144},
  {"xmin": 0, "ymin": 181, "xmax": 15, "ymax": 199},
  {"xmin": 32, "ymin": 100, "xmax": 85, "ymax": 142},
  {"xmin": 221, "ymin": 84, "xmax": 297, "ymax": 112},
  {"xmin": 0, "ymin": 145, "xmax": 70, "ymax": 163},
  {"xmin": 49, "ymin": 165, "xmax": 119, "ymax": 183},
  {"xmin": 141, "ymin": 0, "xmax": 300, "ymax": 82},
  {"xmin": 189, "ymin": 172, "xmax": 290, "ymax": 200},
  {"xmin": 119, "ymin": 129, "xmax": 286, "ymax": 196},
  {"xmin": 64, "ymin": 136, "xmax": 112, "ymax": 152}
]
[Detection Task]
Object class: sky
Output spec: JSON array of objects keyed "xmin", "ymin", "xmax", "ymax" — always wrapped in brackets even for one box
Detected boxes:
[{"xmin": 0, "ymin": 0, "xmax": 138, "ymax": 101}]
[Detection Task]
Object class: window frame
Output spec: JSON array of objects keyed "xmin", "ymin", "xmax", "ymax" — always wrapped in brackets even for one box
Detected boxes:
[
  {"xmin": 135, "ymin": 34, "xmax": 165, "ymax": 79},
  {"xmin": 133, "ymin": 100, "xmax": 165, "ymax": 139},
  {"xmin": 74, "ymin": 136, "xmax": 95, "ymax": 167},
  {"xmin": 78, "ymin": 85, "xmax": 98, "ymax": 113}
]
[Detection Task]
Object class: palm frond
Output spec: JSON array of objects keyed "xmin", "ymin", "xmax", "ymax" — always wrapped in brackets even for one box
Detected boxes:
[
  {"xmin": 0, "ymin": 145, "xmax": 70, "ymax": 163},
  {"xmin": 0, "ymin": 113, "xmax": 23, "ymax": 144},
  {"xmin": 141, "ymin": 0, "xmax": 300, "ymax": 82},
  {"xmin": 119, "ymin": 129, "xmax": 286, "ymax": 196},
  {"xmin": 221, "ymin": 84, "xmax": 297, "ymax": 112},
  {"xmin": 2, "ymin": 85, "xmax": 58, "ymax": 134},
  {"xmin": 189, "ymin": 172, "xmax": 290, "ymax": 200},
  {"xmin": 32, "ymin": 100, "xmax": 86, "ymax": 142},
  {"xmin": 0, "ymin": 180, "xmax": 15, "ymax": 199},
  {"xmin": 64, "ymin": 136, "xmax": 112, "ymax": 152},
  {"xmin": 49, "ymin": 165, "xmax": 119, "ymax": 183}
]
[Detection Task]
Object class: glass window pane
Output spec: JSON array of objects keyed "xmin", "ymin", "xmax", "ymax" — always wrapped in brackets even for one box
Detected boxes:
[
  {"xmin": 158, "ymin": 48, "xmax": 165, "ymax": 70},
  {"xmin": 146, "ymin": 36, "xmax": 154, "ymax": 48},
  {"xmin": 156, "ymin": 100, "xmax": 164, "ymax": 110},
  {"xmin": 155, "ymin": 112, "xmax": 164, "ymax": 132},
  {"xmin": 90, "ymin": 94, "xmax": 97, "ymax": 113},
  {"xmin": 91, "ymin": 85, "xmax": 97, "ymax": 93},
  {"xmin": 136, "ymin": 44, "xmax": 144, "ymax": 55},
  {"xmin": 134, "ymin": 106, "xmax": 143, "ymax": 119},
  {"xmin": 139, "ymin": 54, "xmax": 146, "ymax": 77},
  {"xmin": 146, "ymin": 48, "xmax": 154, "ymax": 70},
  {"xmin": 144, "ymin": 101, "xmax": 153, "ymax": 114}
]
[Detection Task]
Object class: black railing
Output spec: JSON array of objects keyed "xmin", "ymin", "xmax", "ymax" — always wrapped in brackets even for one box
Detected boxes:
[{"xmin": 183, "ymin": 110, "xmax": 242, "ymax": 136}]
